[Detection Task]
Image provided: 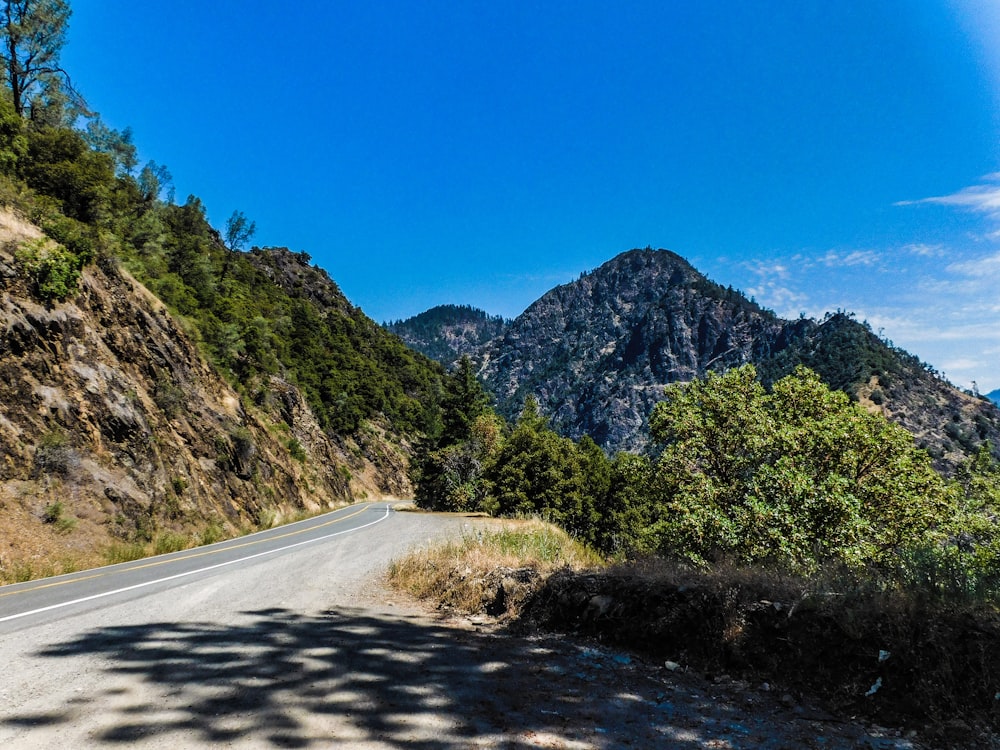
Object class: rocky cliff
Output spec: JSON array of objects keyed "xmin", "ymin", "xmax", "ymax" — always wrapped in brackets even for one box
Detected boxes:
[
  {"xmin": 478, "ymin": 249, "xmax": 807, "ymax": 450},
  {"xmin": 0, "ymin": 209, "xmax": 409, "ymax": 581}
]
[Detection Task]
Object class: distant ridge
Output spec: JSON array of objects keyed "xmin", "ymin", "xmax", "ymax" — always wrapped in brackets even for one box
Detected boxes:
[
  {"xmin": 386, "ymin": 304, "xmax": 507, "ymax": 364},
  {"xmin": 391, "ymin": 248, "xmax": 1000, "ymax": 468},
  {"xmin": 988, "ymin": 389, "xmax": 1000, "ymax": 407}
]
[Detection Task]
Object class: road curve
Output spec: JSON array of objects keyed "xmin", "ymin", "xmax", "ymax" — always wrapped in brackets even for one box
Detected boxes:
[
  {"xmin": 0, "ymin": 503, "xmax": 919, "ymax": 749},
  {"xmin": 0, "ymin": 501, "xmax": 393, "ymax": 633}
]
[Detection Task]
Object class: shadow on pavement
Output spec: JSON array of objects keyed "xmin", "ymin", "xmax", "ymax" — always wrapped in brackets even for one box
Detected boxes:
[{"xmin": 11, "ymin": 605, "xmax": 872, "ymax": 748}]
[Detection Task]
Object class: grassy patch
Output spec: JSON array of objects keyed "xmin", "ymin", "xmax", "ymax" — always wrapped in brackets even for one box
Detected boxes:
[
  {"xmin": 153, "ymin": 531, "xmax": 191, "ymax": 555},
  {"xmin": 103, "ymin": 541, "xmax": 149, "ymax": 565},
  {"xmin": 387, "ymin": 519, "xmax": 603, "ymax": 617}
]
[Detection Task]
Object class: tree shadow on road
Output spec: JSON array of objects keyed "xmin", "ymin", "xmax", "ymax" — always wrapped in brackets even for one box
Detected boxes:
[{"xmin": 9, "ymin": 605, "xmax": 866, "ymax": 748}]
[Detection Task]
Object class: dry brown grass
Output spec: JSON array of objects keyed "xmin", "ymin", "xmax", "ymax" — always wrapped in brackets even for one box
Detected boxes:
[{"xmin": 387, "ymin": 519, "xmax": 603, "ymax": 617}]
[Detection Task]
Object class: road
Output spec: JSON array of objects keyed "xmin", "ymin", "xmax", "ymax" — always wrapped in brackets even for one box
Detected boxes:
[
  {"xmin": 0, "ymin": 501, "xmax": 920, "ymax": 749},
  {"xmin": 0, "ymin": 501, "xmax": 396, "ymax": 633}
]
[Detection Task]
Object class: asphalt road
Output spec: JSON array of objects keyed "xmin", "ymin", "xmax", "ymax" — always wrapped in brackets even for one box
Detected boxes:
[
  {"xmin": 0, "ymin": 501, "xmax": 394, "ymax": 633},
  {"xmin": 0, "ymin": 501, "xmax": 921, "ymax": 749}
]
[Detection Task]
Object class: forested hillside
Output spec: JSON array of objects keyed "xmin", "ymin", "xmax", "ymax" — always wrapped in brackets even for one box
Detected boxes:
[
  {"xmin": 0, "ymin": 0, "xmax": 447, "ymax": 580},
  {"xmin": 387, "ymin": 304, "xmax": 507, "ymax": 364}
]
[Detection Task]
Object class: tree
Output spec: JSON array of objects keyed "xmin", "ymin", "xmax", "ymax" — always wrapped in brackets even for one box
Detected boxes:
[
  {"xmin": 1, "ymin": 0, "xmax": 83, "ymax": 119},
  {"xmin": 484, "ymin": 399, "xmax": 599, "ymax": 542},
  {"xmin": 221, "ymin": 209, "xmax": 255, "ymax": 281},
  {"xmin": 137, "ymin": 160, "xmax": 173, "ymax": 204},
  {"xmin": 412, "ymin": 357, "xmax": 499, "ymax": 512},
  {"xmin": 225, "ymin": 209, "xmax": 256, "ymax": 253},
  {"xmin": 645, "ymin": 365, "xmax": 951, "ymax": 570},
  {"xmin": 84, "ymin": 118, "xmax": 137, "ymax": 176},
  {"xmin": 440, "ymin": 355, "xmax": 490, "ymax": 444}
]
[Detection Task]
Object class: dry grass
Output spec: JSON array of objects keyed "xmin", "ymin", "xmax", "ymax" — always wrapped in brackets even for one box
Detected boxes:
[{"xmin": 387, "ymin": 519, "xmax": 603, "ymax": 617}]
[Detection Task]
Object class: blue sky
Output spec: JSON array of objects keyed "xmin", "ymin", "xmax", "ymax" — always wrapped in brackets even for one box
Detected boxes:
[{"xmin": 62, "ymin": 1, "xmax": 1000, "ymax": 391}]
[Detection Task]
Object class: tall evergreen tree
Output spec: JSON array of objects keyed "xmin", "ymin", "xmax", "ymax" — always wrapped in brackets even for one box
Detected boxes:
[
  {"xmin": 440, "ymin": 355, "xmax": 489, "ymax": 444},
  {"xmin": 1, "ymin": 0, "xmax": 82, "ymax": 118}
]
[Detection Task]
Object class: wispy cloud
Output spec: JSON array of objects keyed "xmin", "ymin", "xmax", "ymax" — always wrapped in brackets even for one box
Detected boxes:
[
  {"xmin": 745, "ymin": 283, "xmax": 807, "ymax": 313},
  {"xmin": 947, "ymin": 249, "xmax": 1000, "ymax": 278},
  {"xmin": 903, "ymin": 243, "xmax": 947, "ymax": 258},
  {"xmin": 895, "ymin": 174, "xmax": 1000, "ymax": 218},
  {"xmin": 821, "ymin": 249, "xmax": 879, "ymax": 267},
  {"xmin": 742, "ymin": 259, "xmax": 790, "ymax": 280}
]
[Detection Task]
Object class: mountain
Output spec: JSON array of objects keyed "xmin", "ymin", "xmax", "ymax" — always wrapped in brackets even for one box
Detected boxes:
[
  {"xmin": 755, "ymin": 311, "xmax": 1000, "ymax": 465},
  {"xmin": 988, "ymin": 390, "xmax": 1000, "ymax": 407},
  {"xmin": 478, "ymin": 249, "xmax": 797, "ymax": 449},
  {"xmin": 396, "ymin": 248, "xmax": 1000, "ymax": 466},
  {"xmin": 386, "ymin": 304, "xmax": 508, "ymax": 364}
]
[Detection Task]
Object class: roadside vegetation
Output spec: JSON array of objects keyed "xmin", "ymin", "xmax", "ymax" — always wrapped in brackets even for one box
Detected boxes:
[
  {"xmin": 405, "ymin": 361, "xmax": 1000, "ymax": 744},
  {"xmin": 387, "ymin": 519, "xmax": 601, "ymax": 618},
  {"xmin": 415, "ymin": 361, "xmax": 1000, "ymax": 595}
]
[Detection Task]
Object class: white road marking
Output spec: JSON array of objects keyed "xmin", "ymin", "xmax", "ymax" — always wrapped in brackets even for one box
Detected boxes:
[{"xmin": 0, "ymin": 505, "xmax": 391, "ymax": 624}]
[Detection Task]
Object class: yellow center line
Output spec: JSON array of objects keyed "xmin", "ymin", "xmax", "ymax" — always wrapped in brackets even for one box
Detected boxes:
[
  {"xmin": 0, "ymin": 504, "xmax": 374, "ymax": 599},
  {"xmin": 0, "ymin": 573, "xmax": 105, "ymax": 599}
]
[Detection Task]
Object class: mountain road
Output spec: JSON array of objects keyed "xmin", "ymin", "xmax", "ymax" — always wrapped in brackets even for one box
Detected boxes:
[{"xmin": 0, "ymin": 501, "xmax": 920, "ymax": 748}]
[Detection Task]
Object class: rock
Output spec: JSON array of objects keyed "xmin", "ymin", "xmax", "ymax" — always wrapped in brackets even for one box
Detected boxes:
[{"xmin": 585, "ymin": 594, "xmax": 615, "ymax": 619}]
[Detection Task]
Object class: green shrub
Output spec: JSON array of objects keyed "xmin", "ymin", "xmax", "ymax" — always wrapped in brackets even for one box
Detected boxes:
[
  {"xmin": 153, "ymin": 532, "xmax": 190, "ymax": 555},
  {"xmin": 643, "ymin": 365, "xmax": 950, "ymax": 571},
  {"xmin": 34, "ymin": 429, "xmax": 78, "ymax": 476},
  {"xmin": 104, "ymin": 542, "xmax": 148, "ymax": 565},
  {"xmin": 200, "ymin": 522, "xmax": 224, "ymax": 546},
  {"xmin": 286, "ymin": 437, "xmax": 306, "ymax": 462},
  {"xmin": 15, "ymin": 236, "xmax": 83, "ymax": 301}
]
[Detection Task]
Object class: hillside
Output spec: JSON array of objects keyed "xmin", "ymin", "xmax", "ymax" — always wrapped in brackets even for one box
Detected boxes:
[
  {"xmin": 395, "ymin": 248, "xmax": 1000, "ymax": 465},
  {"xmin": 0, "ymin": 27, "xmax": 449, "ymax": 579},
  {"xmin": 386, "ymin": 304, "xmax": 508, "ymax": 365},
  {"xmin": 0, "ymin": 210, "xmax": 425, "ymax": 580}
]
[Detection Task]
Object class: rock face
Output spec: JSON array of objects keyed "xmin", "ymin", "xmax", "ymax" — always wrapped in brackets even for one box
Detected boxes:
[
  {"xmin": 0, "ymin": 210, "xmax": 408, "ymax": 577},
  {"xmin": 393, "ymin": 248, "xmax": 1000, "ymax": 465},
  {"xmin": 478, "ymin": 249, "xmax": 801, "ymax": 450}
]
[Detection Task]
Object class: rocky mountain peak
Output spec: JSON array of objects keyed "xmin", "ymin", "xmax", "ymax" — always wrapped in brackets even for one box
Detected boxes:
[
  {"xmin": 470, "ymin": 249, "xmax": 791, "ymax": 448},
  {"xmin": 391, "ymin": 247, "xmax": 1000, "ymax": 466}
]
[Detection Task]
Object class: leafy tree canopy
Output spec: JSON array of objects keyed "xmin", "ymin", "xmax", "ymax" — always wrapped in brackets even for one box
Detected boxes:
[{"xmin": 645, "ymin": 364, "xmax": 951, "ymax": 569}]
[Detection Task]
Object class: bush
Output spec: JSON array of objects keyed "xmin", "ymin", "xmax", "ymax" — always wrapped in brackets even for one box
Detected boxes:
[
  {"xmin": 286, "ymin": 437, "xmax": 306, "ymax": 462},
  {"xmin": 643, "ymin": 365, "xmax": 951, "ymax": 571},
  {"xmin": 15, "ymin": 236, "xmax": 83, "ymax": 301},
  {"xmin": 153, "ymin": 532, "xmax": 190, "ymax": 555},
  {"xmin": 34, "ymin": 429, "xmax": 79, "ymax": 476},
  {"xmin": 40, "ymin": 499, "xmax": 76, "ymax": 532}
]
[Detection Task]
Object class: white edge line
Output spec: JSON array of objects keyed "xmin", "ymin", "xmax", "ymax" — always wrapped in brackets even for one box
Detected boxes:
[{"xmin": 0, "ymin": 504, "xmax": 392, "ymax": 624}]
